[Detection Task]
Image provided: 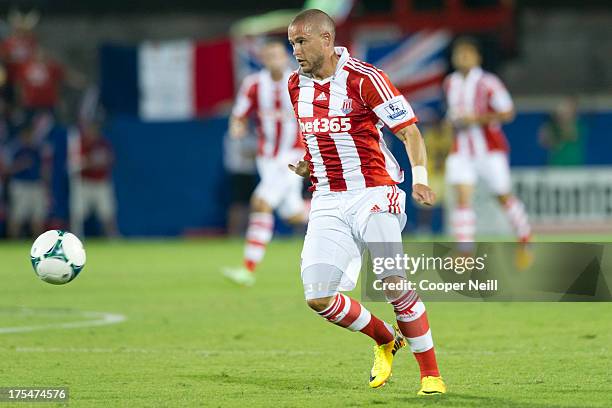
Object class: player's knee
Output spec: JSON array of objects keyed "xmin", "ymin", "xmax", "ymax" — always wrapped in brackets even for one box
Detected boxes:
[
  {"xmin": 302, "ymin": 264, "xmax": 342, "ymax": 310},
  {"xmin": 496, "ymin": 194, "xmax": 511, "ymax": 206},
  {"xmin": 381, "ymin": 275, "xmax": 408, "ymax": 301},
  {"xmin": 456, "ymin": 193, "xmax": 471, "ymax": 208},
  {"xmin": 251, "ymin": 196, "xmax": 272, "ymax": 213},
  {"xmin": 455, "ymin": 184, "xmax": 473, "ymax": 207},
  {"xmin": 284, "ymin": 213, "xmax": 304, "ymax": 225},
  {"xmin": 306, "ymin": 296, "xmax": 335, "ymax": 312}
]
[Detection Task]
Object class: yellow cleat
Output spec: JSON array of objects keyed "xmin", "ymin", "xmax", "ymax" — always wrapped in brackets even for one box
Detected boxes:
[
  {"xmin": 417, "ymin": 376, "xmax": 447, "ymax": 396},
  {"xmin": 515, "ymin": 243, "xmax": 534, "ymax": 271},
  {"xmin": 368, "ymin": 326, "xmax": 406, "ymax": 388},
  {"xmin": 222, "ymin": 267, "xmax": 256, "ymax": 287}
]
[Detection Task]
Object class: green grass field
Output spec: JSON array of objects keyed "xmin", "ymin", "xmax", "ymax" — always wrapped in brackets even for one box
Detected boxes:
[{"xmin": 1, "ymin": 238, "xmax": 611, "ymax": 407}]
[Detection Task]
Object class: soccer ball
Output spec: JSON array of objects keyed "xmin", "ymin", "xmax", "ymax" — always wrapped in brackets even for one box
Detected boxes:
[{"xmin": 30, "ymin": 230, "xmax": 86, "ymax": 285}]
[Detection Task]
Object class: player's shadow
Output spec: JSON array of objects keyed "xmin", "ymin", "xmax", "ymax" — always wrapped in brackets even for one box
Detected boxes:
[{"xmin": 390, "ymin": 393, "xmax": 581, "ymax": 408}]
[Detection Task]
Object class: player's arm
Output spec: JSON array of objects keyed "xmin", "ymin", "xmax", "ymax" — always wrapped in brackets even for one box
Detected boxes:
[
  {"xmin": 287, "ymin": 73, "xmax": 311, "ymax": 178},
  {"xmin": 229, "ymin": 76, "xmax": 257, "ymax": 139},
  {"xmin": 394, "ymin": 124, "xmax": 436, "ymax": 206},
  {"xmin": 459, "ymin": 109, "xmax": 514, "ymax": 126},
  {"xmin": 360, "ymin": 69, "xmax": 435, "ymax": 205},
  {"xmin": 228, "ymin": 115, "xmax": 249, "ymax": 139}
]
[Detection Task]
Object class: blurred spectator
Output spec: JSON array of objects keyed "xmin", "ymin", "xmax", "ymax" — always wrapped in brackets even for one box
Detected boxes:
[
  {"xmin": 223, "ymin": 130, "xmax": 257, "ymax": 236},
  {"xmin": 70, "ymin": 121, "xmax": 118, "ymax": 238},
  {"xmin": 13, "ymin": 46, "xmax": 86, "ymax": 126},
  {"xmin": 539, "ymin": 97, "xmax": 587, "ymax": 166},
  {"xmin": 0, "ymin": 10, "xmax": 38, "ymax": 98},
  {"xmin": 6, "ymin": 123, "xmax": 50, "ymax": 238}
]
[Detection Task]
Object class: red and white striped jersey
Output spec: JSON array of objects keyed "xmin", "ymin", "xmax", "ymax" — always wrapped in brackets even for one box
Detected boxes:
[
  {"xmin": 288, "ymin": 47, "xmax": 417, "ymax": 192},
  {"xmin": 444, "ymin": 67, "xmax": 514, "ymax": 155},
  {"xmin": 232, "ymin": 69, "xmax": 301, "ymax": 158}
]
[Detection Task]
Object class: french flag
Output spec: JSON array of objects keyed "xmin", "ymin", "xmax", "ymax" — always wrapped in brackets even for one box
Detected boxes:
[{"xmin": 100, "ymin": 39, "xmax": 234, "ymax": 121}]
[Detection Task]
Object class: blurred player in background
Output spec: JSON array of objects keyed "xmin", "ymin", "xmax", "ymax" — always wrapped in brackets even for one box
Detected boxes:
[
  {"xmin": 223, "ymin": 129, "xmax": 257, "ymax": 236},
  {"xmin": 70, "ymin": 121, "xmax": 118, "ymax": 238},
  {"xmin": 444, "ymin": 37, "xmax": 532, "ymax": 262},
  {"xmin": 287, "ymin": 9, "xmax": 445, "ymax": 396},
  {"xmin": 223, "ymin": 40, "xmax": 306, "ymax": 286}
]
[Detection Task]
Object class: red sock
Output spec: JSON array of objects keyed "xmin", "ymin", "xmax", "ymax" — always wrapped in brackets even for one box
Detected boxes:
[
  {"xmin": 360, "ymin": 314, "xmax": 395, "ymax": 345},
  {"xmin": 451, "ymin": 205, "xmax": 475, "ymax": 243},
  {"xmin": 318, "ymin": 293, "xmax": 394, "ymax": 345},
  {"xmin": 391, "ymin": 291, "xmax": 441, "ymax": 378},
  {"xmin": 503, "ymin": 196, "xmax": 532, "ymax": 242},
  {"xmin": 243, "ymin": 212, "xmax": 274, "ymax": 273},
  {"xmin": 414, "ymin": 348, "xmax": 440, "ymax": 377},
  {"xmin": 244, "ymin": 259, "xmax": 257, "ymax": 272}
]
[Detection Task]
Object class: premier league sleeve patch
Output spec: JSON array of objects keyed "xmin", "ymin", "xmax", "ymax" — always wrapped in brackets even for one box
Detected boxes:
[
  {"xmin": 385, "ymin": 101, "xmax": 407, "ymax": 120},
  {"xmin": 373, "ymin": 95, "xmax": 416, "ymax": 130}
]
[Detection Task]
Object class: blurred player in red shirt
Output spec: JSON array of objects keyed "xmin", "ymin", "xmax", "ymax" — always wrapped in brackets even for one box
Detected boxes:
[
  {"xmin": 443, "ymin": 37, "xmax": 532, "ymax": 266},
  {"xmin": 70, "ymin": 121, "xmax": 118, "ymax": 238},
  {"xmin": 223, "ymin": 40, "xmax": 306, "ymax": 286},
  {"xmin": 1, "ymin": 10, "xmax": 39, "ymax": 87},
  {"xmin": 13, "ymin": 46, "xmax": 85, "ymax": 127},
  {"xmin": 15, "ymin": 47, "xmax": 64, "ymax": 114},
  {"xmin": 286, "ymin": 10, "xmax": 445, "ymax": 396}
]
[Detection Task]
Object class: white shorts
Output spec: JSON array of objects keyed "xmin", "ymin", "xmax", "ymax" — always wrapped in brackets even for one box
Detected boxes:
[
  {"xmin": 301, "ymin": 185, "xmax": 407, "ymax": 298},
  {"xmin": 445, "ymin": 151, "xmax": 512, "ymax": 195},
  {"xmin": 254, "ymin": 151, "xmax": 305, "ymax": 219},
  {"xmin": 72, "ymin": 180, "xmax": 116, "ymax": 221},
  {"xmin": 9, "ymin": 180, "xmax": 47, "ymax": 223}
]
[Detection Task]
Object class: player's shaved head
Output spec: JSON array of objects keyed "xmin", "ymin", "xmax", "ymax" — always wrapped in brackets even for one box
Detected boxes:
[
  {"xmin": 263, "ymin": 38, "xmax": 286, "ymax": 49},
  {"xmin": 289, "ymin": 9, "xmax": 336, "ymax": 42},
  {"xmin": 288, "ymin": 9, "xmax": 337, "ymax": 78},
  {"xmin": 452, "ymin": 36, "xmax": 482, "ymax": 73},
  {"xmin": 259, "ymin": 38, "xmax": 289, "ymax": 77}
]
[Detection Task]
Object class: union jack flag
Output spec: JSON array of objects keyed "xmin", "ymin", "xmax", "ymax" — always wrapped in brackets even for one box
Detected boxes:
[{"xmin": 359, "ymin": 30, "xmax": 452, "ymax": 123}]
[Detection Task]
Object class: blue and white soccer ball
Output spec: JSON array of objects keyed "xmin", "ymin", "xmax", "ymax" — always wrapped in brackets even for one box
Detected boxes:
[{"xmin": 30, "ymin": 230, "xmax": 86, "ymax": 285}]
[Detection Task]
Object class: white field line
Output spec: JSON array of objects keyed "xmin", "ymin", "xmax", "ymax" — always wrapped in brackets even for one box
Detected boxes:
[
  {"xmin": 4, "ymin": 347, "xmax": 324, "ymax": 357},
  {"xmin": 3, "ymin": 348, "xmax": 607, "ymax": 356},
  {"xmin": 0, "ymin": 311, "xmax": 126, "ymax": 334}
]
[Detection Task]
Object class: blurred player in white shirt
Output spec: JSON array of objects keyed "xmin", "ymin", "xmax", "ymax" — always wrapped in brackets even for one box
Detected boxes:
[
  {"xmin": 444, "ymin": 37, "xmax": 532, "ymax": 264},
  {"xmin": 223, "ymin": 40, "xmax": 305, "ymax": 286}
]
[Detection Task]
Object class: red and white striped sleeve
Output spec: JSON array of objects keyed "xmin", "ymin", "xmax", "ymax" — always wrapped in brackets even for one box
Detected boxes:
[
  {"xmin": 357, "ymin": 64, "xmax": 417, "ymax": 133},
  {"xmin": 287, "ymin": 71, "xmax": 300, "ymax": 117},
  {"xmin": 486, "ymin": 74, "xmax": 514, "ymax": 113},
  {"xmin": 231, "ymin": 74, "xmax": 258, "ymax": 119}
]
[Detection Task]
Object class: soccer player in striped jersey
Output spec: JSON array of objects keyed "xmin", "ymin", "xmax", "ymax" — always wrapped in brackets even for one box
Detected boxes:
[
  {"xmin": 287, "ymin": 9, "xmax": 446, "ymax": 396},
  {"xmin": 223, "ymin": 40, "xmax": 306, "ymax": 286},
  {"xmin": 443, "ymin": 37, "xmax": 532, "ymax": 267}
]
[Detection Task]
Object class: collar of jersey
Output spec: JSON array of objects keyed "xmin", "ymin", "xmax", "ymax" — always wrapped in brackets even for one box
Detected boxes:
[
  {"xmin": 299, "ymin": 46, "xmax": 350, "ymax": 85},
  {"xmin": 263, "ymin": 68, "xmax": 293, "ymax": 85},
  {"xmin": 466, "ymin": 66, "xmax": 483, "ymax": 81}
]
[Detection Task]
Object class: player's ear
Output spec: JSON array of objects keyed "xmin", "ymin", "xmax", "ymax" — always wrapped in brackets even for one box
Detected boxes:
[{"xmin": 321, "ymin": 31, "xmax": 332, "ymax": 47}]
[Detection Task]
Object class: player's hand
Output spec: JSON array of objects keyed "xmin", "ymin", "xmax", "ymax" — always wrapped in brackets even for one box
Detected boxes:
[
  {"xmin": 288, "ymin": 160, "xmax": 310, "ymax": 178},
  {"xmin": 455, "ymin": 114, "xmax": 479, "ymax": 127},
  {"xmin": 412, "ymin": 184, "xmax": 436, "ymax": 206},
  {"xmin": 229, "ymin": 118, "xmax": 248, "ymax": 139}
]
